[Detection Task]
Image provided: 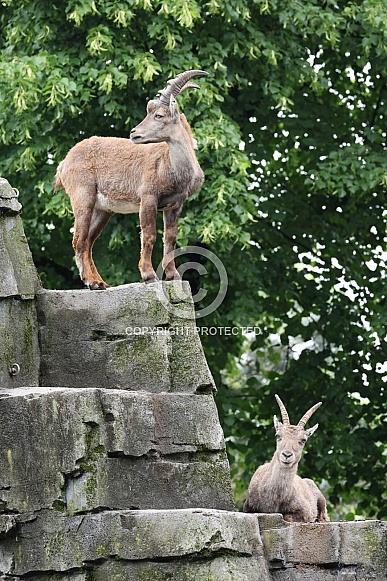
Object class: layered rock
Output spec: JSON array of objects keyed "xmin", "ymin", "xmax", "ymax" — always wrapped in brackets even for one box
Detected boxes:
[
  {"xmin": 0, "ymin": 178, "xmax": 40, "ymax": 389},
  {"xmin": 0, "ymin": 177, "xmax": 386, "ymax": 580},
  {"xmin": 258, "ymin": 514, "xmax": 387, "ymax": 580}
]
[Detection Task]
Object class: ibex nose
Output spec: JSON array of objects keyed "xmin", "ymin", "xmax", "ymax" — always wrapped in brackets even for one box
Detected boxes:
[
  {"xmin": 281, "ymin": 451, "xmax": 293, "ymax": 461},
  {"xmin": 130, "ymin": 127, "xmax": 141, "ymax": 143}
]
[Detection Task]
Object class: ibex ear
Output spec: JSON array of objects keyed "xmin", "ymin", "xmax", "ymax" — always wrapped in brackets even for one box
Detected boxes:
[
  {"xmin": 305, "ymin": 423, "xmax": 319, "ymax": 438},
  {"xmin": 169, "ymin": 95, "xmax": 178, "ymax": 120},
  {"xmin": 274, "ymin": 415, "xmax": 282, "ymax": 433}
]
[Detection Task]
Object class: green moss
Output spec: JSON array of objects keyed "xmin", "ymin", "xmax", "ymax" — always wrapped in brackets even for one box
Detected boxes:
[
  {"xmin": 134, "ymin": 521, "xmax": 155, "ymax": 554},
  {"xmin": 52, "ymin": 500, "xmax": 67, "ymax": 512},
  {"xmin": 96, "ymin": 544, "xmax": 107, "ymax": 558},
  {"xmin": 83, "ymin": 471, "xmax": 98, "ymax": 507},
  {"xmin": 78, "ymin": 424, "xmax": 106, "ymax": 507},
  {"xmin": 66, "ymin": 421, "xmax": 108, "ymax": 514},
  {"xmin": 133, "ymin": 335, "xmax": 165, "ymax": 365},
  {"xmin": 112, "ymin": 340, "xmax": 128, "ymax": 364},
  {"xmin": 7, "ymin": 449, "xmax": 13, "ymax": 471},
  {"xmin": 191, "ymin": 456, "xmax": 229, "ymax": 490},
  {"xmin": 362, "ymin": 524, "xmax": 386, "ymax": 568},
  {"xmin": 1, "ymin": 214, "xmax": 40, "ymax": 295},
  {"xmin": 260, "ymin": 529, "xmax": 277, "ymax": 555},
  {"xmin": 0, "ymin": 299, "xmax": 39, "ymax": 385},
  {"xmin": 81, "ymin": 423, "xmax": 104, "ymax": 468},
  {"xmin": 110, "ymin": 335, "xmax": 167, "ymax": 385},
  {"xmin": 137, "ymin": 565, "xmax": 170, "ymax": 581},
  {"xmin": 44, "ymin": 531, "xmax": 69, "ymax": 567},
  {"xmin": 23, "ymin": 318, "xmax": 33, "ymax": 348},
  {"xmin": 0, "ymin": 305, "xmax": 16, "ymax": 366}
]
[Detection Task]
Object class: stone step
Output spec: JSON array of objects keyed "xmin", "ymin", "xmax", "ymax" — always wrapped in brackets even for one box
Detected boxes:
[
  {"xmin": 257, "ymin": 513, "xmax": 387, "ymax": 580},
  {"xmin": 0, "ymin": 508, "xmax": 270, "ymax": 580},
  {"xmin": 37, "ymin": 283, "xmax": 215, "ymax": 393},
  {"xmin": 0, "ymin": 387, "xmax": 234, "ymax": 515}
]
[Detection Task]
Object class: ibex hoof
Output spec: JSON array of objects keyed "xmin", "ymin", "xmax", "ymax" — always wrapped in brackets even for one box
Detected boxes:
[
  {"xmin": 166, "ymin": 272, "xmax": 182, "ymax": 281},
  {"xmin": 89, "ymin": 281, "xmax": 110, "ymax": 290},
  {"xmin": 143, "ymin": 275, "xmax": 159, "ymax": 284}
]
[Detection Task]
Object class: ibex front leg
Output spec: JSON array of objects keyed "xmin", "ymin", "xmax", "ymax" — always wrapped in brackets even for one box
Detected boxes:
[
  {"xmin": 139, "ymin": 195, "xmax": 159, "ymax": 283},
  {"xmin": 163, "ymin": 206, "xmax": 183, "ymax": 281}
]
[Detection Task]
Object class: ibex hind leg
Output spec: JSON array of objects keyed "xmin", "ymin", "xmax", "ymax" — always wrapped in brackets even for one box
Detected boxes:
[
  {"xmin": 283, "ymin": 510, "xmax": 312, "ymax": 523},
  {"xmin": 71, "ymin": 187, "xmax": 108, "ymax": 290},
  {"xmin": 86, "ymin": 208, "xmax": 112, "ymax": 290}
]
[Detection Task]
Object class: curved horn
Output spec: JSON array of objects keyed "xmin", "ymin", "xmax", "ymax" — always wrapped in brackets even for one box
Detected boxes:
[
  {"xmin": 180, "ymin": 81, "xmax": 201, "ymax": 92},
  {"xmin": 157, "ymin": 70, "xmax": 209, "ymax": 105},
  {"xmin": 297, "ymin": 401, "xmax": 322, "ymax": 429},
  {"xmin": 275, "ymin": 394, "xmax": 290, "ymax": 425}
]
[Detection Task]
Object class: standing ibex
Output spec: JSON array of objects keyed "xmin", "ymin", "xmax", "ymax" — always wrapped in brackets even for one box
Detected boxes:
[
  {"xmin": 244, "ymin": 395, "xmax": 329, "ymax": 523},
  {"xmin": 54, "ymin": 70, "xmax": 208, "ymax": 289}
]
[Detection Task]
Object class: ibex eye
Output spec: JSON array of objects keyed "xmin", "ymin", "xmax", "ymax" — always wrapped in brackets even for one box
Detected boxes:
[{"xmin": 155, "ymin": 114, "xmax": 163, "ymax": 120}]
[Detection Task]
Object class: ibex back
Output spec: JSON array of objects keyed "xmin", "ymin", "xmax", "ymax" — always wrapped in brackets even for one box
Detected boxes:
[{"xmin": 54, "ymin": 69, "xmax": 208, "ymax": 289}]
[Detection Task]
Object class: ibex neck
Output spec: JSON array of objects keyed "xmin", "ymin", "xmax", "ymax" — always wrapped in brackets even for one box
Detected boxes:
[
  {"xmin": 270, "ymin": 457, "xmax": 298, "ymax": 490},
  {"xmin": 167, "ymin": 134, "xmax": 199, "ymax": 175}
]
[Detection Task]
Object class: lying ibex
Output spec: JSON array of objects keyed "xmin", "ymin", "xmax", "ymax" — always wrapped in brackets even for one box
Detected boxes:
[
  {"xmin": 54, "ymin": 70, "xmax": 208, "ymax": 289},
  {"xmin": 244, "ymin": 395, "xmax": 329, "ymax": 523}
]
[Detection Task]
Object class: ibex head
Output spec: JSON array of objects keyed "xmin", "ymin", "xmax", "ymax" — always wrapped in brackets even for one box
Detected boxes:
[
  {"xmin": 130, "ymin": 70, "xmax": 208, "ymax": 144},
  {"xmin": 273, "ymin": 394, "xmax": 322, "ymax": 469}
]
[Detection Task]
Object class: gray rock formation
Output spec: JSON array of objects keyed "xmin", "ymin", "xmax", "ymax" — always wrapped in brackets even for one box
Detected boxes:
[
  {"xmin": 258, "ymin": 514, "xmax": 387, "ymax": 579},
  {"xmin": 0, "ymin": 387, "xmax": 232, "ymax": 514},
  {"xmin": 0, "ymin": 180, "xmax": 267, "ymax": 578},
  {"xmin": 0, "ymin": 178, "xmax": 39, "ymax": 298},
  {"xmin": 37, "ymin": 283, "xmax": 214, "ymax": 393},
  {"xmin": 0, "ymin": 178, "xmax": 386, "ymax": 580},
  {"xmin": 0, "ymin": 509, "xmax": 270, "ymax": 580},
  {"xmin": 0, "ymin": 178, "xmax": 40, "ymax": 389}
]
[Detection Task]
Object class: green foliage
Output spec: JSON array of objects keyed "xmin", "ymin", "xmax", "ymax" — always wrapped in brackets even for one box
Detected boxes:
[{"xmin": 1, "ymin": 0, "xmax": 386, "ymax": 519}]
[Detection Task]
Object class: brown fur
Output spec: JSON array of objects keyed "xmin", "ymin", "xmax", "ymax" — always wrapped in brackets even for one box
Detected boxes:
[
  {"xmin": 54, "ymin": 100, "xmax": 204, "ymax": 289},
  {"xmin": 243, "ymin": 396, "xmax": 329, "ymax": 523}
]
